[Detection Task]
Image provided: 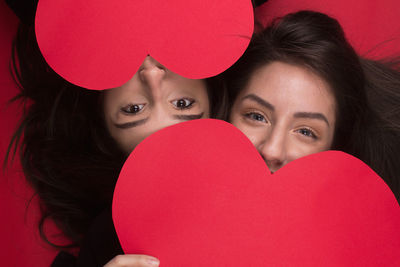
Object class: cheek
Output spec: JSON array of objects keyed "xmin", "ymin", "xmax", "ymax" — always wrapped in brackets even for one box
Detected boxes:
[
  {"xmin": 103, "ymin": 90, "xmax": 120, "ymax": 116},
  {"xmin": 200, "ymin": 92, "xmax": 211, "ymax": 116},
  {"xmin": 230, "ymin": 114, "xmax": 263, "ymax": 147},
  {"xmin": 202, "ymin": 100, "xmax": 211, "ymax": 117},
  {"xmin": 109, "ymin": 129, "xmax": 141, "ymax": 155},
  {"xmin": 230, "ymin": 111, "xmax": 248, "ymax": 136},
  {"xmin": 229, "ymin": 110, "xmax": 240, "ymax": 127},
  {"xmin": 285, "ymin": 137, "xmax": 331, "ymax": 163}
]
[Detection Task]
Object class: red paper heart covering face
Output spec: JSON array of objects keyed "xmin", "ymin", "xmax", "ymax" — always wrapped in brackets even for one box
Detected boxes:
[
  {"xmin": 113, "ymin": 119, "xmax": 400, "ymax": 266},
  {"xmin": 35, "ymin": 0, "xmax": 254, "ymax": 90}
]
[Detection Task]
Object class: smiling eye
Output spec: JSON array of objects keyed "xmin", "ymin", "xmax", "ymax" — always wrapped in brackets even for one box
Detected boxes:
[
  {"xmin": 244, "ymin": 112, "xmax": 267, "ymax": 123},
  {"xmin": 296, "ymin": 128, "xmax": 317, "ymax": 139},
  {"xmin": 121, "ymin": 104, "xmax": 145, "ymax": 114},
  {"xmin": 171, "ymin": 98, "xmax": 195, "ymax": 109}
]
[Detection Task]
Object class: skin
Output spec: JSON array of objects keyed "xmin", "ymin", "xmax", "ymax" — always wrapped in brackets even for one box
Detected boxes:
[
  {"xmin": 230, "ymin": 61, "xmax": 337, "ymax": 173},
  {"xmin": 104, "ymin": 255, "xmax": 160, "ymax": 267},
  {"xmin": 104, "ymin": 61, "xmax": 336, "ymax": 266},
  {"xmin": 105, "ymin": 62, "xmax": 336, "ymax": 266},
  {"xmin": 103, "ymin": 56, "xmax": 210, "ymax": 266},
  {"xmin": 104, "ymin": 56, "xmax": 210, "ymax": 154}
]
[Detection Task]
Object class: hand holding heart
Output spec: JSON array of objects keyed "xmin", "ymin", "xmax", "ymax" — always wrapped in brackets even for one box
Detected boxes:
[{"xmin": 113, "ymin": 119, "xmax": 400, "ymax": 267}]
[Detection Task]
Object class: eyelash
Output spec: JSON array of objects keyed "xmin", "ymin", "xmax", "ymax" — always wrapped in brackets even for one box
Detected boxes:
[
  {"xmin": 121, "ymin": 103, "xmax": 146, "ymax": 114},
  {"xmin": 295, "ymin": 127, "xmax": 318, "ymax": 140},
  {"xmin": 171, "ymin": 98, "xmax": 195, "ymax": 110},
  {"xmin": 244, "ymin": 112, "xmax": 268, "ymax": 123},
  {"xmin": 121, "ymin": 97, "xmax": 195, "ymax": 114},
  {"xmin": 244, "ymin": 112, "xmax": 319, "ymax": 140}
]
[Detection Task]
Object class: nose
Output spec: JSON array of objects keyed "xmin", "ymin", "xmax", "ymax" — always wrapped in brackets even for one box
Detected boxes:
[
  {"xmin": 138, "ymin": 56, "xmax": 166, "ymax": 90},
  {"xmin": 257, "ymin": 129, "xmax": 286, "ymax": 173}
]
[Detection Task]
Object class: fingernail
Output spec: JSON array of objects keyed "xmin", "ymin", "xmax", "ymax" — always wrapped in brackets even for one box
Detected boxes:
[{"xmin": 146, "ymin": 257, "xmax": 160, "ymax": 266}]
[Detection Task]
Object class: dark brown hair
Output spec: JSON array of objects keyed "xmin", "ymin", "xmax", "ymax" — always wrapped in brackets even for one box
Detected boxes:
[
  {"xmin": 224, "ymin": 11, "xmax": 400, "ymax": 201},
  {"xmin": 6, "ymin": 22, "xmax": 227, "ymax": 248}
]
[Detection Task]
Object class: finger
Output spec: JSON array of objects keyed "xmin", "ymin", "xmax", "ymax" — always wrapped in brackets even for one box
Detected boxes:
[{"xmin": 104, "ymin": 254, "xmax": 160, "ymax": 267}]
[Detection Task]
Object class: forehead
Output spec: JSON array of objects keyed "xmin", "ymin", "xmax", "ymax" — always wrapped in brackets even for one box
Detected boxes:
[{"xmin": 242, "ymin": 62, "xmax": 336, "ymax": 112}]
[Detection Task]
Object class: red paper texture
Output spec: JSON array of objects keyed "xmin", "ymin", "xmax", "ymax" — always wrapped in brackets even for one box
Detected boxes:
[
  {"xmin": 0, "ymin": 2, "xmax": 60, "ymax": 266},
  {"xmin": 256, "ymin": 0, "xmax": 400, "ymax": 59},
  {"xmin": 35, "ymin": 0, "xmax": 254, "ymax": 89},
  {"xmin": 113, "ymin": 119, "xmax": 400, "ymax": 266},
  {"xmin": 2, "ymin": 1, "xmax": 400, "ymax": 266}
]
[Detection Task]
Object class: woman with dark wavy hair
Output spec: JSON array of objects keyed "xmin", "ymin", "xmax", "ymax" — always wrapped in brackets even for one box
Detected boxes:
[
  {"xmin": 6, "ymin": 19, "xmax": 227, "ymax": 267},
  {"xmin": 74, "ymin": 10, "xmax": 400, "ymax": 267},
  {"xmin": 6, "ymin": 5, "xmax": 399, "ymax": 267},
  {"xmin": 5, "ymin": 1, "xmax": 268, "ymax": 266},
  {"xmin": 226, "ymin": 10, "xmax": 400, "ymax": 200}
]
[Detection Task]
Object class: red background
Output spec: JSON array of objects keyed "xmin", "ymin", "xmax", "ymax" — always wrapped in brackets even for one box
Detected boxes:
[
  {"xmin": 1, "ymin": 1, "xmax": 399, "ymax": 266},
  {"xmin": 0, "ymin": 1, "xmax": 62, "ymax": 266}
]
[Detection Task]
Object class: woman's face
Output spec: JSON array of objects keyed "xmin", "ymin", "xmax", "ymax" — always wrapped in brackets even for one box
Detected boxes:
[
  {"xmin": 230, "ymin": 62, "xmax": 336, "ymax": 173},
  {"xmin": 104, "ymin": 56, "xmax": 210, "ymax": 154}
]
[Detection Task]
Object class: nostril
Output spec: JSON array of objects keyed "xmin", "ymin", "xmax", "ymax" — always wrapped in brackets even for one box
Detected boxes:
[
  {"xmin": 264, "ymin": 159, "xmax": 283, "ymax": 174},
  {"xmin": 142, "ymin": 56, "xmax": 166, "ymax": 71},
  {"xmin": 154, "ymin": 62, "xmax": 166, "ymax": 71}
]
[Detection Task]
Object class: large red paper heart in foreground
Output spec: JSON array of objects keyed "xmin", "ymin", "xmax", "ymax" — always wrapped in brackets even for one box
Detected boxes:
[
  {"xmin": 35, "ymin": 0, "xmax": 253, "ymax": 89},
  {"xmin": 113, "ymin": 119, "xmax": 400, "ymax": 266}
]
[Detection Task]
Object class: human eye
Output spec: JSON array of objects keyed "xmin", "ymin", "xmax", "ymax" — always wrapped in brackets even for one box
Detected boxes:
[
  {"xmin": 120, "ymin": 103, "xmax": 146, "ymax": 114},
  {"xmin": 171, "ymin": 98, "xmax": 195, "ymax": 110},
  {"xmin": 296, "ymin": 127, "xmax": 318, "ymax": 140},
  {"xmin": 244, "ymin": 112, "xmax": 267, "ymax": 123}
]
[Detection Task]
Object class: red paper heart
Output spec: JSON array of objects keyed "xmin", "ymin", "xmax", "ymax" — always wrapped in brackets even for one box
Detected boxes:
[
  {"xmin": 35, "ymin": 0, "xmax": 253, "ymax": 89},
  {"xmin": 113, "ymin": 119, "xmax": 400, "ymax": 266}
]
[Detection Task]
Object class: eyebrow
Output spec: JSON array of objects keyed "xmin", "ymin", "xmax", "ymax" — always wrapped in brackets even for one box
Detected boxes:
[
  {"xmin": 241, "ymin": 94, "xmax": 330, "ymax": 126},
  {"xmin": 293, "ymin": 112, "xmax": 330, "ymax": 126},
  {"xmin": 173, "ymin": 112, "xmax": 204, "ymax": 120},
  {"xmin": 114, "ymin": 112, "xmax": 204, "ymax": 129},
  {"xmin": 114, "ymin": 118, "xmax": 149, "ymax": 129},
  {"xmin": 241, "ymin": 94, "xmax": 275, "ymax": 111}
]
